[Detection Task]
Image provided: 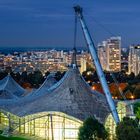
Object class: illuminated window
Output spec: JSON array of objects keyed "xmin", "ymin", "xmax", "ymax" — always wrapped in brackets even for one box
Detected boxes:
[
  {"xmin": 105, "ymin": 102, "xmax": 127, "ymax": 140},
  {"xmin": 18, "ymin": 112, "xmax": 82, "ymax": 140}
]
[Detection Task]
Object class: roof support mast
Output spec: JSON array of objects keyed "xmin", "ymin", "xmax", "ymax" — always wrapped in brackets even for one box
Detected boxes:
[{"xmin": 74, "ymin": 5, "xmax": 120, "ymax": 124}]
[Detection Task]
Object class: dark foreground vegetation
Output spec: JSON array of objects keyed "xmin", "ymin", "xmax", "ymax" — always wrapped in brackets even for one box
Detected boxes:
[
  {"xmin": 78, "ymin": 104, "xmax": 140, "ymax": 140},
  {"xmin": 0, "ymin": 70, "xmax": 65, "ymax": 88},
  {"xmin": 116, "ymin": 117, "xmax": 140, "ymax": 140},
  {"xmin": 0, "ymin": 69, "xmax": 140, "ymax": 99},
  {"xmin": 0, "ymin": 135, "xmax": 28, "ymax": 140},
  {"xmin": 78, "ymin": 117, "xmax": 108, "ymax": 140}
]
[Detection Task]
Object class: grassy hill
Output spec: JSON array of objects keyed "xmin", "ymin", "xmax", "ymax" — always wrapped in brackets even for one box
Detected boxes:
[{"xmin": 0, "ymin": 135, "xmax": 28, "ymax": 140}]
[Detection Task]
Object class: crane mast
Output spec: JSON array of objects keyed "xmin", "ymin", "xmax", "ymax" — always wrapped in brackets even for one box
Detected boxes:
[{"xmin": 74, "ymin": 5, "xmax": 120, "ymax": 124}]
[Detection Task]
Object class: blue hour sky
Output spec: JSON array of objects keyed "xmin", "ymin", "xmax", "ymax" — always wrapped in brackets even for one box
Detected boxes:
[{"xmin": 0, "ymin": 0, "xmax": 140, "ymax": 48}]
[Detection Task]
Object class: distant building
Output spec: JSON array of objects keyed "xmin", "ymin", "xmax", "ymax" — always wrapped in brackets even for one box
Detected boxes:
[
  {"xmin": 128, "ymin": 45, "xmax": 140, "ymax": 75},
  {"xmin": 0, "ymin": 48, "xmax": 135, "ymax": 140},
  {"xmin": 98, "ymin": 37, "xmax": 121, "ymax": 72},
  {"xmin": 121, "ymin": 48, "xmax": 128, "ymax": 72},
  {"xmin": 80, "ymin": 57, "xmax": 87, "ymax": 73},
  {"xmin": 98, "ymin": 41, "xmax": 107, "ymax": 70}
]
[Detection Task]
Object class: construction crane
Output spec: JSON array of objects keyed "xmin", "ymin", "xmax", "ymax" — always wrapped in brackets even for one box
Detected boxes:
[{"xmin": 74, "ymin": 5, "xmax": 120, "ymax": 124}]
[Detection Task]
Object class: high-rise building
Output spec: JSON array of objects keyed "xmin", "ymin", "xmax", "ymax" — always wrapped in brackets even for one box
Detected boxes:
[
  {"xmin": 128, "ymin": 45, "xmax": 140, "ymax": 75},
  {"xmin": 98, "ymin": 41, "xmax": 107, "ymax": 70},
  {"xmin": 121, "ymin": 48, "xmax": 128, "ymax": 72},
  {"xmin": 106, "ymin": 37, "xmax": 121, "ymax": 72},
  {"xmin": 80, "ymin": 57, "xmax": 87, "ymax": 73},
  {"xmin": 98, "ymin": 37, "xmax": 121, "ymax": 72}
]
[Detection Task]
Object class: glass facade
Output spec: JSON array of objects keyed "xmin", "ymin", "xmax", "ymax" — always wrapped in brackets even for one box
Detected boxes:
[
  {"xmin": 0, "ymin": 111, "xmax": 82, "ymax": 140},
  {"xmin": 105, "ymin": 102, "xmax": 127, "ymax": 140},
  {"xmin": 0, "ymin": 112, "xmax": 9, "ymax": 130},
  {"xmin": 0, "ymin": 102, "xmax": 134, "ymax": 140}
]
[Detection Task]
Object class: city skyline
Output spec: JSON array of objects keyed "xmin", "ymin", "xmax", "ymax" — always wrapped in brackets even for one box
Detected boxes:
[{"xmin": 0, "ymin": 0, "xmax": 140, "ymax": 48}]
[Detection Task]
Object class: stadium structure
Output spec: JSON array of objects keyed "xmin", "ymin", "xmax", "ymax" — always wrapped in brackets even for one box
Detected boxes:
[
  {"xmin": 0, "ymin": 5, "xmax": 138, "ymax": 140},
  {"xmin": 0, "ymin": 48, "xmax": 136, "ymax": 140}
]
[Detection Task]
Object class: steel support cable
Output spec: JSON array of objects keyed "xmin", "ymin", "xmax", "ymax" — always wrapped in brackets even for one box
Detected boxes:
[
  {"xmin": 73, "ymin": 15, "xmax": 93, "ymax": 116},
  {"xmin": 74, "ymin": 12, "xmax": 78, "ymax": 49},
  {"xmin": 74, "ymin": 6, "xmax": 120, "ymax": 123},
  {"xmin": 88, "ymin": 16, "xmax": 129, "ymax": 52},
  {"xmin": 89, "ymin": 17, "xmax": 115, "ymax": 36},
  {"xmin": 72, "ymin": 12, "xmax": 78, "ymax": 67},
  {"xmin": 110, "ymin": 73, "xmax": 126, "ymax": 100},
  {"xmin": 86, "ymin": 16, "xmax": 127, "ymax": 100},
  {"xmin": 85, "ymin": 19, "xmax": 126, "ymax": 100},
  {"xmin": 79, "ymin": 14, "xmax": 127, "ymax": 101},
  {"xmin": 100, "ymin": 51, "xmax": 126, "ymax": 100}
]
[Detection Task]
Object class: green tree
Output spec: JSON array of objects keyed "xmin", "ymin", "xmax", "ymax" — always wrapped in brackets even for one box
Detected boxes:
[
  {"xmin": 32, "ymin": 70, "xmax": 44, "ymax": 87},
  {"xmin": 134, "ymin": 102, "xmax": 140, "ymax": 120},
  {"xmin": 135, "ymin": 73, "xmax": 140, "ymax": 80},
  {"xmin": 21, "ymin": 71, "xmax": 28, "ymax": 82},
  {"xmin": 128, "ymin": 72, "xmax": 135, "ymax": 81},
  {"xmin": 0, "ymin": 71, "xmax": 8, "ymax": 80},
  {"xmin": 45, "ymin": 71, "xmax": 50, "ymax": 77},
  {"xmin": 116, "ymin": 117, "xmax": 140, "ymax": 140},
  {"xmin": 133, "ymin": 84, "xmax": 140, "ymax": 99},
  {"xmin": 55, "ymin": 71, "xmax": 63, "ymax": 81},
  {"xmin": 78, "ymin": 117, "xmax": 108, "ymax": 140},
  {"xmin": 27, "ymin": 70, "xmax": 44, "ymax": 88}
]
